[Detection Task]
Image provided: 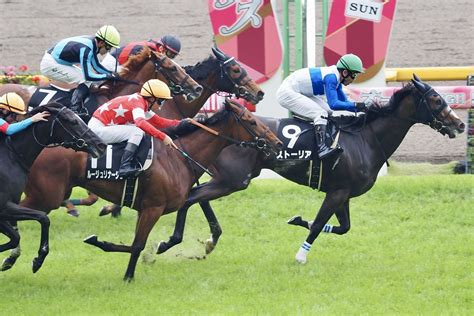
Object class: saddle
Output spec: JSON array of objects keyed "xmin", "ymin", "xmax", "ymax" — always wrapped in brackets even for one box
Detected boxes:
[
  {"xmin": 86, "ymin": 136, "xmax": 153, "ymax": 181},
  {"xmin": 276, "ymin": 115, "xmax": 341, "ymax": 161},
  {"xmin": 28, "ymin": 84, "xmax": 101, "ymax": 123}
]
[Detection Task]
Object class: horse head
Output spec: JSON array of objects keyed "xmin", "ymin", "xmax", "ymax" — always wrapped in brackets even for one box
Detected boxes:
[
  {"xmin": 222, "ymin": 99, "xmax": 282, "ymax": 155},
  {"xmin": 118, "ymin": 47, "xmax": 202, "ymax": 101},
  {"xmin": 29, "ymin": 102, "xmax": 106, "ymax": 157},
  {"xmin": 212, "ymin": 47, "xmax": 265, "ymax": 104},
  {"xmin": 410, "ymin": 74, "xmax": 465, "ymax": 138}
]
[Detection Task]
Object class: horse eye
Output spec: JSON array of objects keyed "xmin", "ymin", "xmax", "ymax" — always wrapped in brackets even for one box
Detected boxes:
[
  {"xmin": 233, "ymin": 69, "xmax": 240, "ymax": 74},
  {"xmin": 435, "ymin": 99, "xmax": 442, "ymax": 105},
  {"xmin": 172, "ymin": 66, "xmax": 177, "ymax": 71}
]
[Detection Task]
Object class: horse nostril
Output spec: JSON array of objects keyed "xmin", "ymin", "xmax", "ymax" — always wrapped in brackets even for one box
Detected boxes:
[
  {"xmin": 458, "ymin": 122, "xmax": 465, "ymax": 131},
  {"xmin": 257, "ymin": 91, "xmax": 264, "ymax": 100},
  {"xmin": 195, "ymin": 85, "xmax": 203, "ymax": 94}
]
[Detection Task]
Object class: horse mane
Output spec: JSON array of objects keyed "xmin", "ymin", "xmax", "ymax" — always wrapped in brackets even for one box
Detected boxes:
[
  {"xmin": 28, "ymin": 101, "xmax": 63, "ymax": 115},
  {"xmin": 119, "ymin": 46, "xmax": 152, "ymax": 80},
  {"xmin": 184, "ymin": 55, "xmax": 218, "ymax": 81}
]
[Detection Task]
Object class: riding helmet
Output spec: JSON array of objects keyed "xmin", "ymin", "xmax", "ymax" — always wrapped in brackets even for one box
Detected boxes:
[
  {"xmin": 140, "ymin": 79, "xmax": 172, "ymax": 99},
  {"xmin": 336, "ymin": 54, "xmax": 365, "ymax": 73},
  {"xmin": 95, "ymin": 25, "xmax": 121, "ymax": 48},
  {"xmin": 0, "ymin": 92, "xmax": 27, "ymax": 114}
]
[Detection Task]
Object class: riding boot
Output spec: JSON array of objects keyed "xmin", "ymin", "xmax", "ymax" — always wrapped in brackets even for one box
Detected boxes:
[
  {"xmin": 70, "ymin": 83, "xmax": 90, "ymax": 112},
  {"xmin": 315, "ymin": 124, "xmax": 342, "ymax": 160},
  {"xmin": 118, "ymin": 143, "xmax": 140, "ymax": 178}
]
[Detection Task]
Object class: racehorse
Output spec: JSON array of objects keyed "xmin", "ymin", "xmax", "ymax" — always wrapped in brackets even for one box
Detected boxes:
[
  {"xmin": 21, "ymin": 100, "xmax": 282, "ymax": 280},
  {"xmin": 156, "ymin": 75, "xmax": 466, "ymax": 260},
  {"xmin": 0, "ymin": 47, "xmax": 203, "ymax": 116},
  {"xmin": 98, "ymin": 47, "xmax": 265, "ymax": 216},
  {"xmin": 0, "ymin": 46, "xmax": 267, "ymax": 269},
  {"xmin": 0, "ymin": 102, "xmax": 106, "ymax": 273}
]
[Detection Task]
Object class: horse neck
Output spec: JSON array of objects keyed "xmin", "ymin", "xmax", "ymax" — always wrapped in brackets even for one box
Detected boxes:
[
  {"xmin": 174, "ymin": 115, "xmax": 237, "ymax": 178},
  {"xmin": 112, "ymin": 61, "xmax": 156, "ymax": 97},
  {"xmin": 364, "ymin": 111, "xmax": 414, "ymax": 167},
  {"xmin": 165, "ymin": 77, "xmax": 217, "ymax": 119},
  {"xmin": 7, "ymin": 124, "xmax": 50, "ymax": 168}
]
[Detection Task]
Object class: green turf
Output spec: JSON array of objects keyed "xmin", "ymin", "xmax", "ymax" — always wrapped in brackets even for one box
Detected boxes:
[{"xmin": 0, "ymin": 174, "xmax": 472, "ymax": 315}]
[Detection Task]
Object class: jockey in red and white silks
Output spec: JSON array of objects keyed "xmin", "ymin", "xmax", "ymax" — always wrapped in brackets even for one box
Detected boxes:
[{"xmin": 88, "ymin": 92, "xmax": 179, "ymax": 146}]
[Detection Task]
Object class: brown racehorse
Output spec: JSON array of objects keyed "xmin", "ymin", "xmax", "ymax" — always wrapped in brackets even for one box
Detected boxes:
[
  {"xmin": 98, "ymin": 47, "xmax": 265, "ymax": 216},
  {"xmin": 21, "ymin": 100, "xmax": 282, "ymax": 280},
  {"xmin": 0, "ymin": 47, "xmax": 203, "ymax": 112}
]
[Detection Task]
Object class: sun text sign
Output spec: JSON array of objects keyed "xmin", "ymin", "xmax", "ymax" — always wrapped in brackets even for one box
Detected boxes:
[{"xmin": 345, "ymin": 0, "xmax": 384, "ymax": 22}]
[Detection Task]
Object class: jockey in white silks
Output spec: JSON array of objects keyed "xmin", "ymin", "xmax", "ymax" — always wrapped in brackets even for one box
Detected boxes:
[{"xmin": 277, "ymin": 53, "xmax": 370, "ymax": 160}]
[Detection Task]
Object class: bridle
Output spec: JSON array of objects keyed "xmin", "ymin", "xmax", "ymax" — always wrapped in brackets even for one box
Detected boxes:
[
  {"xmin": 216, "ymin": 105, "xmax": 277, "ymax": 156},
  {"xmin": 151, "ymin": 53, "xmax": 191, "ymax": 97},
  {"xmin": 33, "ymin": 107, "xmax": 88, "ymax": 149},
  {"xmin": 219, "ymin": 57, "xmax": 253, "ymax": 99},
  {"xmin": 414, "ymin": 87, "xmax": 453, "ymax": 135}
]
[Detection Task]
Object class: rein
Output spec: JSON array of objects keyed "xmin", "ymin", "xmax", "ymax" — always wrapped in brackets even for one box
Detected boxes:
[{"xmin": 189, "ymin": 107, "xmax": 273, "ymax": 155}]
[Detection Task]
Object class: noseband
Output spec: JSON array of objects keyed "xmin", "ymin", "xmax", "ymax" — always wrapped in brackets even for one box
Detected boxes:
[
  {"xmin": 414, "ymin": 87, "xmax": 453, "ymax": 134},
  {"xmin": 219, "ymin": 58, "xmax": 253, "ymax": 100},
  {"xmin": 33, "ymin": 107, "xmax": 88, "ymax": 149}
]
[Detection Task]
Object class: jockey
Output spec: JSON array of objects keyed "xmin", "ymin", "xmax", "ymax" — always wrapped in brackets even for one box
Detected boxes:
[
  {"xmin": 277, "ymin": 53, "xmax": 369, "ymax": 160},
  {"xmin": 0, "ymin": 93, "xmax": 49, "ymax": 135},
  {"xmin": 101, "ymin": 35, "xmax": 181, "ymax": 71},
  {"xmin": 88, "ymin": 79, "xmax": 181, "ymax": 177},
  {"xmin": 40, "ymin": 25, "xmax": 121, "ymax": 111}
]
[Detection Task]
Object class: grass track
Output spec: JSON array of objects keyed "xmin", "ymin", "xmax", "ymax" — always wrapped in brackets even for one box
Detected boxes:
[{"xmin": 0, "ymin": 174, "xmax": 472, "ymax": 314}]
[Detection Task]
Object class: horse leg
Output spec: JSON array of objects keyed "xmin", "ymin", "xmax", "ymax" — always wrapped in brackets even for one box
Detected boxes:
[
  {"xmin": 124, "ymin": 207, "xmax": 164, "ymax": 281},
  {"xmin": 295, "ymin": 189, "xmax": 350, "ymax": 264},
  {"xmin": 200, "ymin": 201, "xmax": 222, "ymax": 254},
  {"xmin": 0, "ymin": 222, "xmax": 21, "ymax": 271},
  {"xmin": 287, "ymin": 199, "xmax": 350, "ymax": 234},
  {"xmin": 157, "ymin": 205, "xmax": 189, "ymax": 254},
  {"xmin": 99, "ymin": 204, "xmax": 123, "ymax": 217},
  {"xmin": 1, "ymin": 202, "xmax": 50, "ymax": 273}
]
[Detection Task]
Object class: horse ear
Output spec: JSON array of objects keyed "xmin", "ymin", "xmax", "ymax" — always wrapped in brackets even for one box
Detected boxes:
[
  {"xmin": 212, "ymin": 46, "xmax": 228, "ymax": 61},
  {"xmin": 411, "ymin": 73, "xmax": 426, "ymax": 92}
]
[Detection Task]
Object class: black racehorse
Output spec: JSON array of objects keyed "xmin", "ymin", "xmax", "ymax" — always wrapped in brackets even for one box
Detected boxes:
[
  {"xmin": 157, "ymin": 74, "xmax": 465, "ymax": 262},
  {"xmin": 0, "ymin": 102, "xmax": 106, "ymax": 272}
]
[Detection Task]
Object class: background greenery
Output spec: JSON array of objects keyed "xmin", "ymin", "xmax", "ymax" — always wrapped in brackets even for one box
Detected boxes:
[{"xmin": 0, "ymin": 163, "xmax": 472, "ymax": 315}]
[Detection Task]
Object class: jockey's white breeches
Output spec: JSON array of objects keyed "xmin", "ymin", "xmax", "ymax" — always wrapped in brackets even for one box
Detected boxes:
[
  {"xmin": 40, "ymin": 52, "xmax": 84, "ymax": 85},
  {"xmin": 277, "ymin": 76, "xmax": 332, "ymax": 125},
  {"xmin": 100, "ymin": 53, "xmax": 122, "ymax": 72},
  {"xmin": 88, "ymin": 117, "xmax": 144, "ymax": 146}
]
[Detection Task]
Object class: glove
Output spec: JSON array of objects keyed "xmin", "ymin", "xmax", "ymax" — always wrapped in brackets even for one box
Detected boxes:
[
  {"xmin": 193, "ymin": 116, "xmax": 207, "ymax": 124},
  {"xmin": 106, "ymin": 72, "xmax": 120, "ymax": 81},
  {"xmin": 354, "ymin": 102, "xmax": 369, "ymax": 112},
  {"xmin": 163, "ymin": 135, "xmax": 177, "ymax": 149}
]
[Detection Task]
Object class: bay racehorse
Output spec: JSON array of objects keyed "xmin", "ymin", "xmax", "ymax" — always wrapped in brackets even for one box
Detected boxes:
[
  {"xmin": 0, "ymin": 47, "xmax": 203, "ymax": 117},
  {"xmin": 98, "ymin": 47, "xmax": 265, "ymax": 216},
  {"xmin": 0, "ymin": 102, "xmax": 106, "ymax": 273},
  {"xmin": 21, "ymin": 100, "xmax": 282, "ymax": 280},
  {"xmin": 156, "ymin": 75, "xmax": 465, "ymax": 261}
]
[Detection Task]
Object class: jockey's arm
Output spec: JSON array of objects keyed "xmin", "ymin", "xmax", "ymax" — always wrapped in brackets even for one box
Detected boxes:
[
  {"xmin": 145, "ymin": 111, "xmax": 180, "ymax": 129},
  {"xmin": 80, "ymin": 47, "xmax": 110, "ymax": 81},
  {"xmin": 0, "ymin": 117, "xmax": 33, "ymax": 135},
  {"xmin": 131, "ymin": 108, "xmax": 173, "ymax": 141},
  {"xmin": 324, "ymin": 78, "xmax": 357, "ymax": 112}
]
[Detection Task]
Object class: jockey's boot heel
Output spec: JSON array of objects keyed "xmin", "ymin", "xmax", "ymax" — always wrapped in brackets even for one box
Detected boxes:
[{"xmin": 118, "ymin": 143, "xmax": 140, "ymax": 178}]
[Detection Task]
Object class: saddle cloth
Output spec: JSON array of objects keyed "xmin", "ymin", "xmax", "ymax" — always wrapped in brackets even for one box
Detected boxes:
[
  {"xmin": 29, "ymin": 84, "xmax": 99, "ymax": 123},
  {"xmin": 86, "ymin": 136, "xmax": 153, "ymax": 180}
]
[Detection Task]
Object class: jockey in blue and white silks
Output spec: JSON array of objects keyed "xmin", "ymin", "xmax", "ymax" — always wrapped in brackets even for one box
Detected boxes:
[
  {"xmin": 40, "ymin": 25, "xmax": 121, "ymax": 109},
  {"xmin": 277, "ymin": 54, "xmax": 367, "ymax": 160}
]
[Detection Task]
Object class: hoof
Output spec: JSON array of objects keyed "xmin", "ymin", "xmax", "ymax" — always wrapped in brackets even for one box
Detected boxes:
[
  {"xmin": 83, "ymin": 235, "xmax": 98, "ymax": 245},
  {"xmin": 99, "ymin": 207, "xmax": 112, "ymax": 217},
  {"xmin": 67, "ymin": 209, "xmax": 80, "ymax": 217},
  {"xmin": 32, "ymin": 257, "xmax": 44, "ymax": 273},
  {"xmin": 205, "ymin": 239, "xmax": 216, "ymax": 254},
  {"xmin": 287, "ymin": 215, "xmax": 303, "ymax": 226},
  {"xmin": 1, "ymin": 257, "xmax": 16, "ymax": 272},
  {"xmin": 156, "ymin": 241, "xmax": 168, "ymax": 254},
  {"xmin": 295, "ymin": 258, "xmax": 307, "ymax": 264}
]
